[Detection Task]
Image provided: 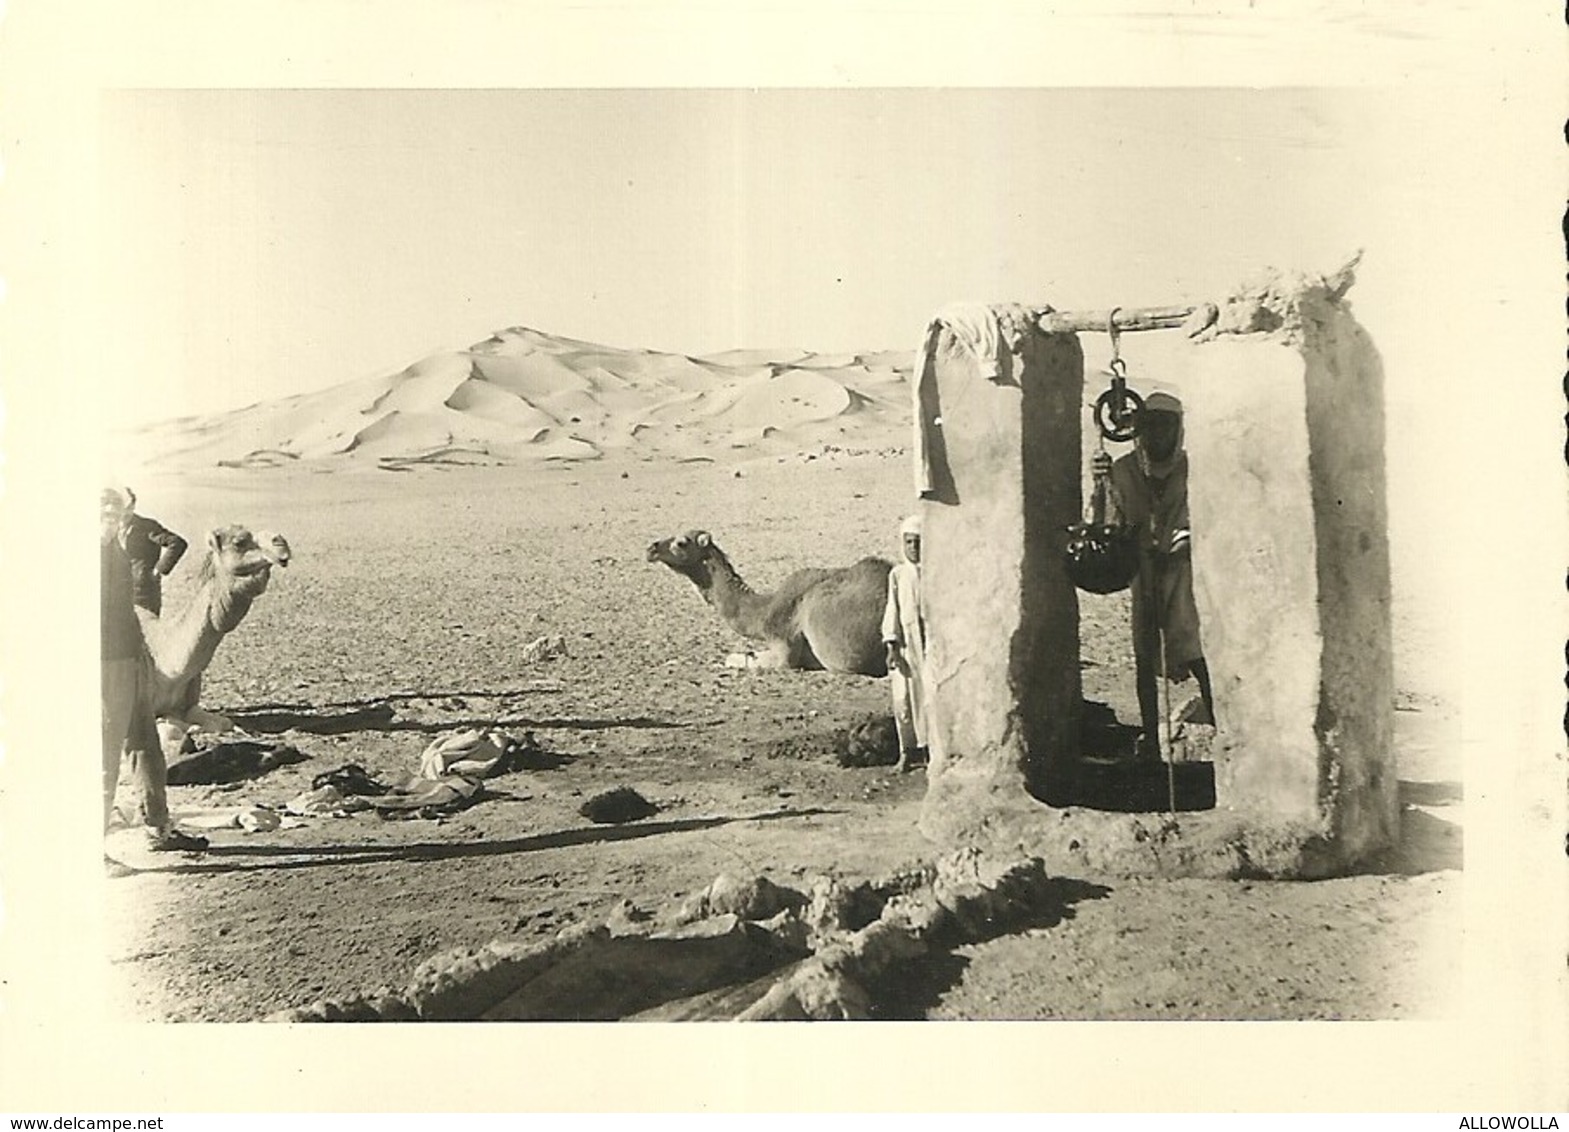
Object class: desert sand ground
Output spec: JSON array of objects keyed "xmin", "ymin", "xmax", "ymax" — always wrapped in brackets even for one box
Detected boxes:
[{"xmin": 102, "ymin": 451, "xmax": 1463, "ymax": 1022}]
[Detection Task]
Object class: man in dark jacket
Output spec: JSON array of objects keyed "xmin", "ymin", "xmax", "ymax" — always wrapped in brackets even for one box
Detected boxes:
[
  {"xmin": 100, "ymin": 488, "xmax": 206, "ymax": 851},
  {"xmin": 1093, "ymin": 392, "xmax": 1215, "ymax": 760},
  {"xmin": 114, "ymin": 488, "xmax": 188, "ymax": 613}
]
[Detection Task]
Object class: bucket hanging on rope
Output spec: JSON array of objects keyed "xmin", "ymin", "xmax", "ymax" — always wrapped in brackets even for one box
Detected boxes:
[{"xmin": 1064, "ymin": 440, "xmax": 1140, "ymax": 594}]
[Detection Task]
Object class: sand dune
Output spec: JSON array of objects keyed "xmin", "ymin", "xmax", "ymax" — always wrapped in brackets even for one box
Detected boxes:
[{"xmin": 115, "ymin": 325, "xmax": 914, "ymax": 473}]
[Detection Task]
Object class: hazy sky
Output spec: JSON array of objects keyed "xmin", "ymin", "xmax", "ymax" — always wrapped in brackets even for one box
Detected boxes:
[{"xmin": 99, "ymin": 87, "xmax": 1424, "ymax": 426}]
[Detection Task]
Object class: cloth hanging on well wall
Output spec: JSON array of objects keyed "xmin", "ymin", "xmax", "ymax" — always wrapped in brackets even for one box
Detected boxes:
[{"xmin": 910, "ymin": 302, "xmax": 1038, "ymax": 498}]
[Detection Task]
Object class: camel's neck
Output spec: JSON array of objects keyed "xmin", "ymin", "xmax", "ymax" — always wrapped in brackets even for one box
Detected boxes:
[
  {"xmin": 691, "ymin": 550, "xmax": 772, "ymax": 638},
  {"xmin": 144, "ymin": 569, "xmax": 254, "ymax": 684}
]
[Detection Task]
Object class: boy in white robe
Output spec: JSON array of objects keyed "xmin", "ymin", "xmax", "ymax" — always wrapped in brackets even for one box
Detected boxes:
[{"xmin": 881, "ymin": 514, "xmax": 929, "ymax": 772}]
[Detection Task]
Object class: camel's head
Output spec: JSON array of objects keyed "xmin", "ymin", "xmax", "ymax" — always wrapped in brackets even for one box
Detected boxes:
[
  {"xmin": 646, "ymin": 529, "xmax": 715, "ymax": 577},
  {"xmin": 205, "ymin": 525, "xmax": 291, "ymax": 599}
]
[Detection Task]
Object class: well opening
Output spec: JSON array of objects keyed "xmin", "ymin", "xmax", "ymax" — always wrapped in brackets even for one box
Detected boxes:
[{"xmin": 1033, "ymin": 324, "xmax": 1219, "ymax": 817}]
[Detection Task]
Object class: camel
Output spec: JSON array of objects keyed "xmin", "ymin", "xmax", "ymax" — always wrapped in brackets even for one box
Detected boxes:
[
  {"xmin": 105, "ymin": 524, "xmax": 290, "ymax": 841},
  {"xmin": 646, "ymin": 529, "xmax": 891, "ymax": 676},
  {"xmin": 139, "ymin": 525, "xmax": 292, "ymax": 738}
]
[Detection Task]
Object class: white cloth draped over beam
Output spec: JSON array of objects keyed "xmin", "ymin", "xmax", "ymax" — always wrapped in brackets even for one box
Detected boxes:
[{"xmin": 910, "ymin": 302, "xmax": 1042, "ymax": 498}]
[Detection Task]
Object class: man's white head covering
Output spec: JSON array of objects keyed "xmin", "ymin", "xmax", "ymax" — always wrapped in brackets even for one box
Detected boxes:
[{"xmin": 899, "ymin": 513, "xmax": 923, "ymax": 538}]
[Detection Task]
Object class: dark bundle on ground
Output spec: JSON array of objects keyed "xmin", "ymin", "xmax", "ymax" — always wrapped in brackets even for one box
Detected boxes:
[
  {"xmin": 749, "ymin": 714, "xmax": 901, "ymax": 767},
  {"xmin": 165, "ymin": 739, "xmax": 309, "ymax": 785},
  {"xmin": 579, "ymin": 787, "xmax": 658, "ymax": 824},
  {"xmin": 833, "ymin": 715, "xmax": 900, "ymax": 768},
  {"xmin": 498, "ymin": 731, "xmax": 573, "ymax": 772},
  {"xmin": 311, "ymin": 763, "xmax": 389, "ymax": 796}
]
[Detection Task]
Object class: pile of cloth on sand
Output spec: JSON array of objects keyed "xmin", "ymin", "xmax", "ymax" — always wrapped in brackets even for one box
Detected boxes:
[{"xmin": 285, "ymin": 729, "xmax": 539, "ymax": 821}]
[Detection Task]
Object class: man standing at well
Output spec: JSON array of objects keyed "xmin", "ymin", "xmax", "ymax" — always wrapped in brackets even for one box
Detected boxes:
[{"xmin": 1095, "ymin": 392, "xmax": 1215, "ymax": 759}]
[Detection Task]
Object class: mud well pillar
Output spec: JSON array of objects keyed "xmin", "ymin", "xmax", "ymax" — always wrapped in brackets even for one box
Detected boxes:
[
  {"xmin": 914, "ymin": 310, "xmax": 1084, "ymax": 834},
  {"xmin": 1180, "ymin": 286, "xmax": 1398, "ymax": 867},
  {"xmin": 917, "ymin": 273, "xmax": 1399, "ymax": 876}
]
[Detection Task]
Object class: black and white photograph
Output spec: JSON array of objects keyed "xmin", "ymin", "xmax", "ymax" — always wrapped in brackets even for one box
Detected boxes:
[{"xmin": 2, "ymin": 0, "xmax": 1564, "ymax": 1117}]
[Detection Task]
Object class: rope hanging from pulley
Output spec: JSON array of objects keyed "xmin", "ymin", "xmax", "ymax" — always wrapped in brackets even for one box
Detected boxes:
[
  {"xmin": 1063, "ymin": 309, "xmax": 1143, "ymax": 596},
  {"xmin": 1052, "ymin": 300, "xmax": 1199, "ymax": 804}
]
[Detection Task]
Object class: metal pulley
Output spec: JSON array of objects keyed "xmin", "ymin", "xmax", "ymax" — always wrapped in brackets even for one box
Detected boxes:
[
  {"xmin": 1091, "ymin": 309, "xmax": 1144, "ymax": 443},
  {"xmin": 1093, "ymin": 358, "xmax": 1144, "ymax": 443}
]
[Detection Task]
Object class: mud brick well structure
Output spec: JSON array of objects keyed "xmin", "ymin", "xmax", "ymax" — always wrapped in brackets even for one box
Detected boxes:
[
  {"xmin": 914, "ymin": 270, "xmax": 1396, "ymax": 878},
  {"xmin": 912, "ymin": 307, "xmax": 1085, "ymax": 810}
]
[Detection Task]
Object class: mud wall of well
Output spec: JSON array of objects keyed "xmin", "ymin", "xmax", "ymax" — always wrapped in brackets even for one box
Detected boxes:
[{"xmin": 913, "ymin": 275, "xmax": 1396, "ymax": 878}]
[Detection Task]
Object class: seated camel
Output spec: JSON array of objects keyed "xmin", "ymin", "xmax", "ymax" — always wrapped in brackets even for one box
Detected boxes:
[
  {"xmin": 646, "ymin": 529, "xmax": 891, "ymax": 676},
  {"xmin": 104, "ymin": 522, "xmax": 290, "ymax": 846}
]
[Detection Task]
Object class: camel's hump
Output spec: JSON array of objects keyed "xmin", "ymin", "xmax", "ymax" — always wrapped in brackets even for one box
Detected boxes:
[
  {"xmin": 772, "ymin": 555, "xmax": 890, "ymax": 600},
  {"xmin": 786, "ymin": 556, "xmax": 891, "ymax": 581},
  {"xmin": 842, "ymin": 556, "xmax": 894, "ymax": 580}
]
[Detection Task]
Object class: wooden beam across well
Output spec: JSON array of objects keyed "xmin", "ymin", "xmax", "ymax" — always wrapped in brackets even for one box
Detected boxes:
[{"xmin": 1036, "ymin": 303, "xmax": 1215, "ymax": 335}]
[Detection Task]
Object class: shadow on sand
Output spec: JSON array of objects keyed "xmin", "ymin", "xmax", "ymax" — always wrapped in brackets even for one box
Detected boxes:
[
  {"xmin": 229, "ymin": 699, "xmax": 686, "ymax": 737},
  {"xmin": 106, "ymin": 807, "xmax": 840, "ymax": 878},
  {"xmin": 1398, "ymin": 780, "xmax": 1463, "ymax": 807},
  {"xmin": 1360, "ymin": 784, "xmax": 1464, "ymax": 876}
]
